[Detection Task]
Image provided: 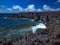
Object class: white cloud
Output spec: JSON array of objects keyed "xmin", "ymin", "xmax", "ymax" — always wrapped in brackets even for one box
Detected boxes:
[
  {"xmin": 0, "ymin": 4, "xmax": 43, "ymax": 13},
  {"xmin": 43, "ymin": 5, "xmax": 50, "ymax": 11},
  {"xmin": 36, "ymin": 9, "xmax": 43, "ymax": 12},
  {"xmin": 13, "ymin": 5, "xmax": 22, "ymax": 9},
  {"xmin": 25, "ymin": 5, "xmax": 35, "ymax": 12},
  {"xmin": 6, "ymin": 8, "xmax": 12, "ymax": 11},
  {"xmin": 50, "ymin": 8, "xmax": 60, "ymax": 11},
  {"xmin": 5, "ymin": 5, "xmax": 38, "ymax": 12},
  {"xmin": 12, "ymin": 5, "xmax": 23, "ymax": 12},
  {"xmin": 12, "ymin": 5, "xmax": 37, "ymax": 12},
  {"xmin": 1, "ymin": 4, "xmax": 60, "ymax": 13},
  {"xmin": 54, "ymin": 0, "xmax": 60, "ymax": 4},
  {"xmin": 28, "ymin": 5, "xmax": 35, "ymax": 10},
  {"xmin": 43, "ymin": 5, "xmax": 60, "ymax": 11},
  {"xmin": 24, "ymin": 5, "xmax": 43, "ymax": 12},
  {"xmin": 57, "ymin": 0, "xmax": 60, "ymax": 2}
]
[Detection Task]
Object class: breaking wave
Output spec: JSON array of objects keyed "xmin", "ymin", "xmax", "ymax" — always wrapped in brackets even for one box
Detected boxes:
[{"xmin": 31, "ymin": 23, "xmax": 46, "ymax": 33}]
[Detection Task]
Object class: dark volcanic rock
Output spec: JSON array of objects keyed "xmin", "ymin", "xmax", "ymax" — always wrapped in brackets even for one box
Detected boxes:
[
  {"xmin": 7, "ymin": 12, "xmax": 60, "ymax": 24},
  {"xmin": 1, "ymin": 12, "xmax": 60, "ymax": 45}
]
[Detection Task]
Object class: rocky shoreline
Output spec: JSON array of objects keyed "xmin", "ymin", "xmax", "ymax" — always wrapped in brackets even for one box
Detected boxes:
[
  {"xmin": 0, "ymin": 12, "xmax": 60, "ymax": 45},
  {"xmin": 0, "ymin": 26, "xmax": 60, "ymax": 45},
  {"xmin": 7, "ymin": 12, "xmax": 60, "ymax": 22},
  {"xmin": 7, "ymin": 12, "xmax": 60, "ymax": 26}
]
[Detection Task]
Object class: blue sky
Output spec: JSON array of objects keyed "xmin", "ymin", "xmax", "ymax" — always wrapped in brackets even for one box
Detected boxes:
[{"xmin": 0, "ymin": 0, "xmax": 60, "ymax": 13}]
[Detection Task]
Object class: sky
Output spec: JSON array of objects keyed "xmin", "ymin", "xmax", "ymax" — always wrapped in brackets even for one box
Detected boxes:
[{"xmin": 0, "ymin": 0, "xmax": 60, "ymax": 13}]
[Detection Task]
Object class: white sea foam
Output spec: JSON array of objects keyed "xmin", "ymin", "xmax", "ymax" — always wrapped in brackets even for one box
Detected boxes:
[
  {"xmin": 3, "ymin": 17, "xmax": 7, "ymax": 19},
  {"xmin": 31, "ymin": 23, "xmax": 46, "ymax": 33}
]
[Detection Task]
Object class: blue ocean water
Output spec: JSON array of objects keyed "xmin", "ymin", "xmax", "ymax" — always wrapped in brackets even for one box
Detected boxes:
[
  {"xmin": 0, "ymin": 18, "xmax": 33, "ymax": 38},
  {"xmin": 0, "ymin": 14, "xmax": 46, "ymax": 39}
]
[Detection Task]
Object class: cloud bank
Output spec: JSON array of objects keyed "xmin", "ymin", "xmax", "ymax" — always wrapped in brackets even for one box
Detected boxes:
[
  {"xmin": 43, "ymin": 5, "xmax": 60, "ymax": 12},
  {"xmin": 0, "ymin": 4, "xmax": 60, "ymax": 13},
  {"xmin": 6, "ymin": 5, "xmax": 43, "ymax": 12},
  {"xmin": 57, "ymin": 0, "xmax": 60, "ymax": 3},
  {"xmin": 54, "ymin": 0, "xmax": 60, "ymax": 4}
]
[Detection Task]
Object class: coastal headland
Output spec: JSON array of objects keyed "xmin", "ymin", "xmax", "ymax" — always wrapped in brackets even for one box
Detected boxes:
[{"xmin": 0, "ymin": 12, "xmax": 60, "ymax": 45}]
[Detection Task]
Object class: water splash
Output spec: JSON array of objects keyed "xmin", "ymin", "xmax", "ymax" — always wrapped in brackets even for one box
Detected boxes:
[
  {"xmin": 31, "ymin": 23, "xmax": 46, "ymax": 33},
  {"xmin": 3, "ymin": 17, "xmax": 7, "ymax": 19}
]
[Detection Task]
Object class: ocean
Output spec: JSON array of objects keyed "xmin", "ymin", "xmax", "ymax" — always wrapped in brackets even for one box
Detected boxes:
[{"xmin": 0, "ymin": 14, "xmax": 46, "ymax": 39}]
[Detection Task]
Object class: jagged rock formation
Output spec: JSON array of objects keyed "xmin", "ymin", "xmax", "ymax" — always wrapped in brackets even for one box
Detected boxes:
[
  {"xmin": 7, "ymin": 12, "xmax": 60, "ymax": 24},
  {"xmin": 7, "ymin": 12, "xmax": 60, "ymax": 28},
  {"xmin": 0, "ymin": 12, "xmax": 60, "ymax": 45}
]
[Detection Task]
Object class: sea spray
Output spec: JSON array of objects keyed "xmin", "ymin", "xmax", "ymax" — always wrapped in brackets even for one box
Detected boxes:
[{"xmin": 31, "ymin": 23, "xmax": 46, "ymax": 33}]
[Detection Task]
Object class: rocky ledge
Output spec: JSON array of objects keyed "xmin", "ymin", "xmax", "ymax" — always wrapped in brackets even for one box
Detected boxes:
[
  {"xmin": 7, "ymin": 12, "xmax": 60, "ymax": 24},
  {"xmin": 1, "ymin": 12, "xmax": 60, "ymax": 45}
]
